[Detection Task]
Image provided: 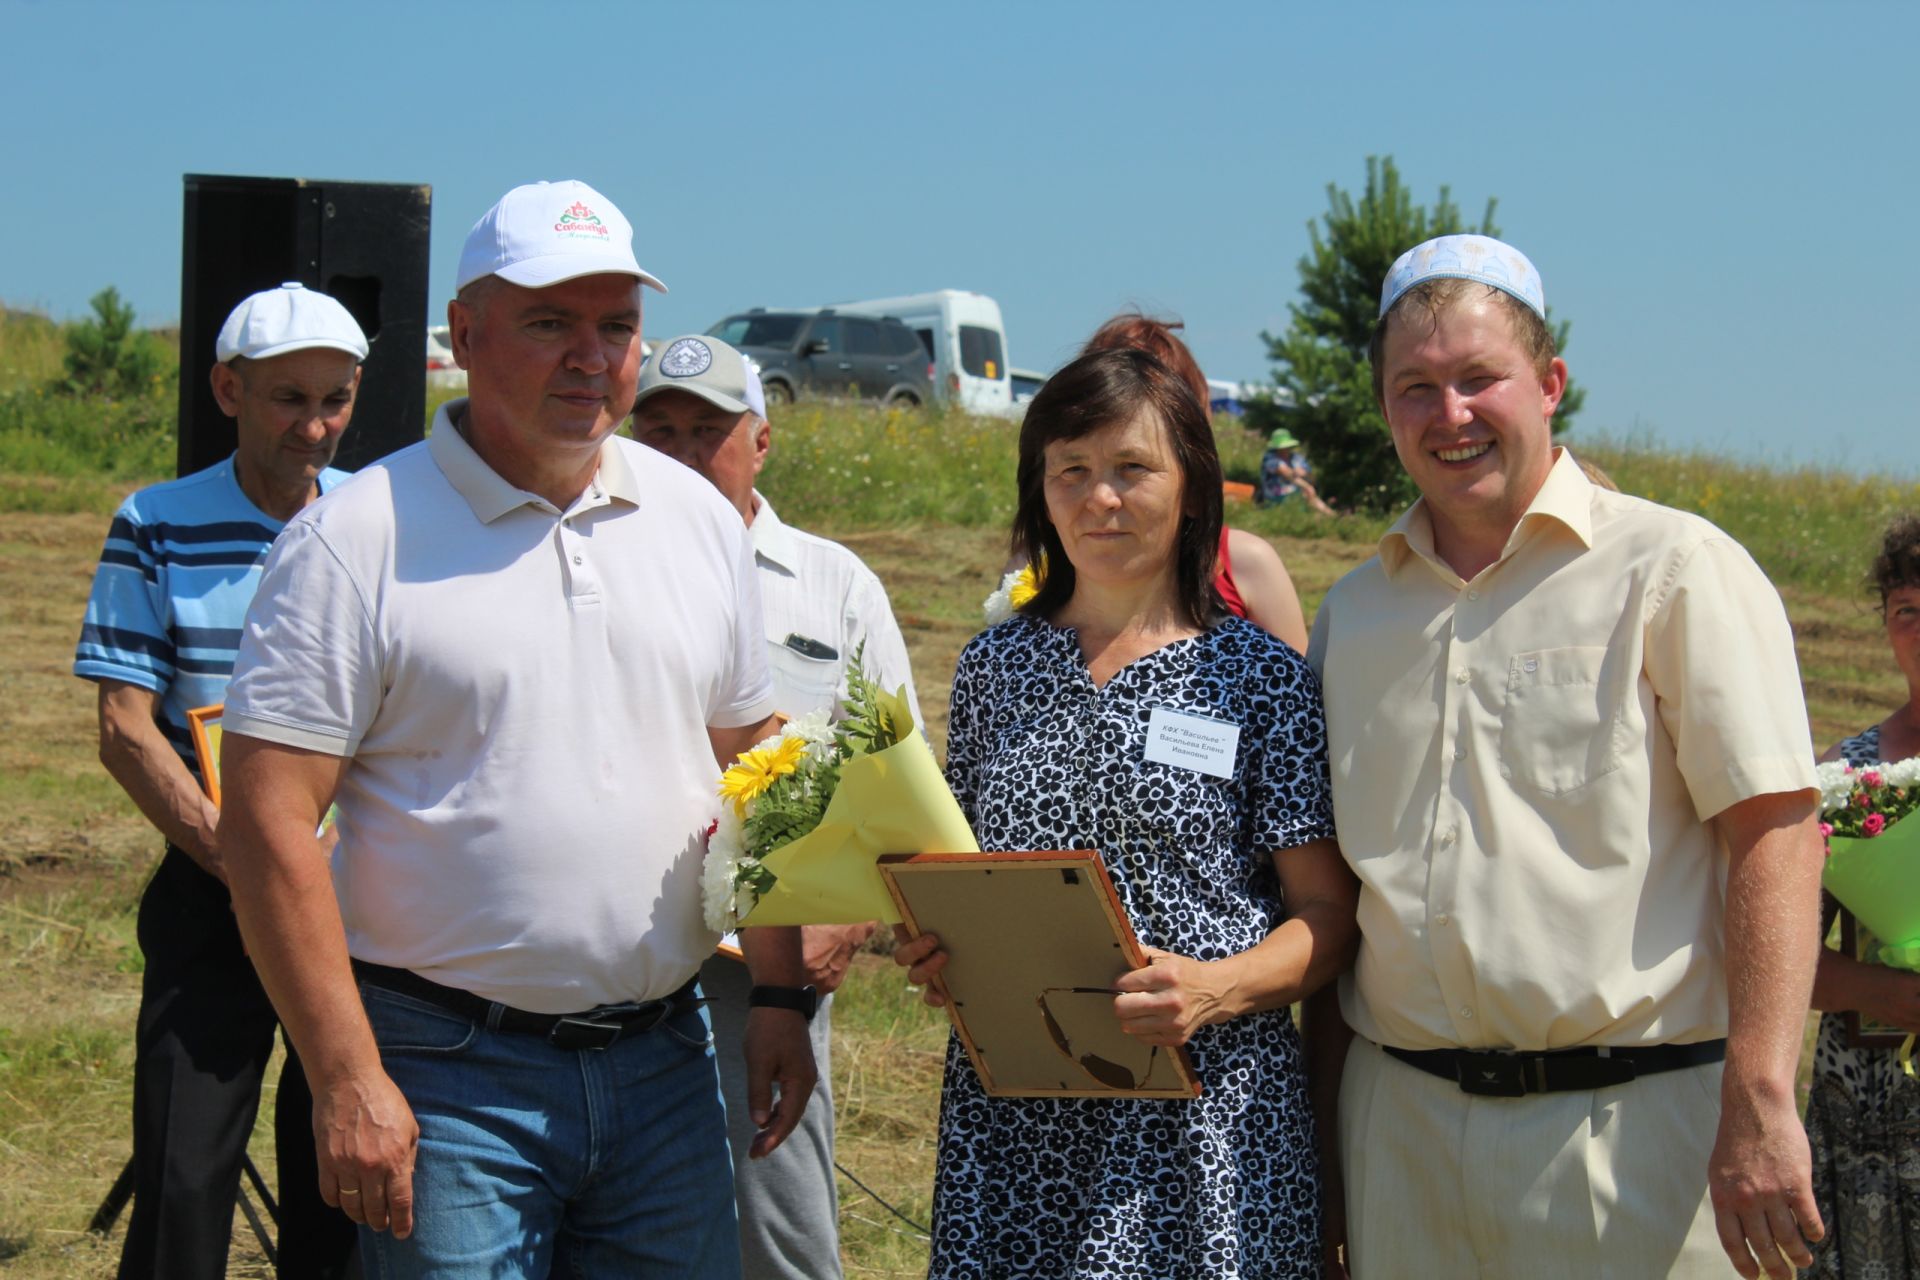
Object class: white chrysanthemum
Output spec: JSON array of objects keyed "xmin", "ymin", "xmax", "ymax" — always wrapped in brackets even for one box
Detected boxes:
[
  {"xmin": 1816, "ymin": 759, "xmax": 1858, "ymax": 814},
  {"xmin": 1884, "ymin": 756, "xmax": 1920, "ymax": 789},
  {"xmin": 700, "ymin": 807, "xmax": 751, "ymax": 933},
  {"xmin": 982, "ymin": 570, "xmax": 1021, "ymax": 626},
  {"xmin": 783, "ymin": 708, "xmax": 839, "ymax": 765}
]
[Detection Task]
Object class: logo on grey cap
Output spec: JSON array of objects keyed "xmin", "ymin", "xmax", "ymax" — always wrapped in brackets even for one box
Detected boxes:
[{"xmin": 661, "ymin": 337, "xmax": 714, "ymax": 378}]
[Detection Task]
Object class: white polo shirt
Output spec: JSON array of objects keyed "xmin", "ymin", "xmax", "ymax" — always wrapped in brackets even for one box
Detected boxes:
[
  {"xmin": 751, "ymin": 493, "xmax": 921, "ymax": 725},
  {"xmin": 225, "ymin": 402, "xmax": 775, "ymax": 1013}
]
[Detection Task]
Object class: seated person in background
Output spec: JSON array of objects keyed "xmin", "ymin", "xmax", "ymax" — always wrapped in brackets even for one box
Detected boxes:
[
  {"xmin": 1803, "ymin": 513, "xmax": 1920, "ymax": 1278},
  {"xmin": 1256, "ymin": 428, "xmax": 1337, "ymax": 517}
]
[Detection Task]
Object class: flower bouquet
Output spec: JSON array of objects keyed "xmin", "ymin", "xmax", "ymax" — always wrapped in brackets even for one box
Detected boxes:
[
  {"xmin": 701, "ymin": 650, "xmax": 978, "ymax": 932},
  {"xmin": 1819, "ymin": 756, "xmax": 1920, "ymax": 969}
]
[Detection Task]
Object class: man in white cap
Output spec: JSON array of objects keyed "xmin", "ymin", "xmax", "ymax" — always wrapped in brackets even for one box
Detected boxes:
[
  {"xmin": 75, "ymin": 282, "xmax": 365, "ymax": 1279},
  {"xmin": 214, "ymin": 181, "xmax": 814, "ymax": 1277},
  {"xmin": 633, "ymin": 334, "xmax": 920, "ymax": 1279},
  {"xmin": 1307, "ymin": 234, "xmax": 1826, "ymax": 1278}
]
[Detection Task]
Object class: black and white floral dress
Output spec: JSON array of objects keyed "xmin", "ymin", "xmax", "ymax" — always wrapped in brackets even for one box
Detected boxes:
[
  {"xmin": 1804, "ymin": 726, "xmax": 1920, "ymax": 1278},
  {"xmin": 929, "ymin": 612, "xmax": 1336, "ymax": 1280}
]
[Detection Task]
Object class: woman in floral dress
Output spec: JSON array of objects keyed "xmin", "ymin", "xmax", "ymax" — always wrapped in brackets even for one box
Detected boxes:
[
  {"xmin": 895, "ymin": 348, "xmax": 1359, "ymax": 1279},
  {"xmin": 1805, "ymin": 514, "xmax": 1920, "ymax": 1277}
]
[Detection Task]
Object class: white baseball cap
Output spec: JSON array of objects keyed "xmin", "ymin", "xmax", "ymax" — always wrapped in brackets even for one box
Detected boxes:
[
  {"xmin": 633, "ymin": 335, "xmax": 767, "ymax": 418},
  {"xmin": 456, "ymin": 180, "xmax": 667, "ymax": 294},
  {"xmin": 214, "ymin": 283, "xmax": 369, "ymax": 363}
]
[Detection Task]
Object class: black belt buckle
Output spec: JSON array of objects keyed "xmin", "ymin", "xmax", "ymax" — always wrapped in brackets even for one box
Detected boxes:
[
  {"xmin": 1455, "ymin": 1051, "xmax": 1529, "ymax": 1097},
  {"xmin": 550, "ymin": 1017, "xmax": 625, "ymax": 1051}
]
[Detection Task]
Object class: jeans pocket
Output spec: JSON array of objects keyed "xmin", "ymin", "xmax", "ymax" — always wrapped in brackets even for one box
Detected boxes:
[
  {"xmin": 661, "ymin": 1000, "xmax": 716, "ymax": 1053},
  {"xmin": 1497, "ymin": 646, "xmax": 1628, "ymax": 796},
  {"xmin": 359, "ymin": 985, "xmax": 479, "ymax": 1055}
]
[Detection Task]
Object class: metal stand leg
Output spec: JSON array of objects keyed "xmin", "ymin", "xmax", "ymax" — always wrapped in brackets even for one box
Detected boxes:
[{"xmin": 86, "ymin": 1151, "xmax": 282, "ymax": 1265}]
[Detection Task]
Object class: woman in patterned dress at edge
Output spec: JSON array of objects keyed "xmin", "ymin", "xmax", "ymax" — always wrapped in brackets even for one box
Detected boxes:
[
  {"xmin": 895, "ymin": 346, "xmax": 1360, "ymax": 1279},
  {"xmin": 1804, "ymin": 513, "xmax": 1920, "ymax": 1277}
]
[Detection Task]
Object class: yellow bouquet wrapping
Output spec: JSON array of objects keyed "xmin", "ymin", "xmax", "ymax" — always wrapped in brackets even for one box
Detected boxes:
[{"xmin": 701, "ymin": 666, "xmax": 978, "ymax": 931}]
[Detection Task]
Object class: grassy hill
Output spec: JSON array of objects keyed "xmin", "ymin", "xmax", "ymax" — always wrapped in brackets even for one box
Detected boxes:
[{"xmin": 1, "ymin": 314, "xmax": 1915, "ymax": 1272}]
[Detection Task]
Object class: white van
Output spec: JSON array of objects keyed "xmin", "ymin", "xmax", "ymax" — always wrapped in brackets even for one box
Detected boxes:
[{"xmin": 828, "ymin": 290, "xmax": 1013, "ymax": 416}]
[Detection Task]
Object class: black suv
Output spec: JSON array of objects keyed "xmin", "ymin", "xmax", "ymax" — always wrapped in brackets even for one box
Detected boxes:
[{"xmin": 706, "ymin": 309, "xmax": 934, "ymax": 408}]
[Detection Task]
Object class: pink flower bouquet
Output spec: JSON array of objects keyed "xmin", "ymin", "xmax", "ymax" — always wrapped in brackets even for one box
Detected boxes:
[{"xmin": 1819, "ymin": 757, "xmax": 1920, "ymax": 960}]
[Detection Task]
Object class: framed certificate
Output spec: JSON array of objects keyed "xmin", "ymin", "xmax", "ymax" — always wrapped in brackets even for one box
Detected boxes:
[
  {"xmin": 1840, "ymin": 910, "xmax": 1912, "ymax": 1049},
  {"xmin": 880, "ymin": 850, "xmax": 1201, "ymax": 1099},
  {"xmin": 186, "ymin": 704, "xmax": 224, "ymax": 806}
]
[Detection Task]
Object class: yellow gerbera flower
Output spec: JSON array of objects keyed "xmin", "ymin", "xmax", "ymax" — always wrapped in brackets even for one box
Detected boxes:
[
  {"xmin": 1009, "ymin": 564, "xmax": 1040, "ymax": 609},
  {"xmin": 718, "ymin": 735, "xmax": 808, "ymax": 817}
]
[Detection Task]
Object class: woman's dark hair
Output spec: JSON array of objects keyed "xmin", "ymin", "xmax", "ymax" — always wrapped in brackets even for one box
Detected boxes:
[
  {"xmin": 1870, "ymin": 513, "xmax": 1920, "ymax": 609},
  {"xmin": 1081, "ymin": 312, "xmax": 1211, "ymax": 413},
  {"xmin": 1012, "ymin": 347, "xmax": 1224, "ymax": 628}
]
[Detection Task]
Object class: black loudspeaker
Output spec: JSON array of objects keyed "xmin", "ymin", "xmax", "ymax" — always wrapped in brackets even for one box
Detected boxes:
[{"xmin": 176, "ymin": 174, "xmax": 432, "ymax": 478}]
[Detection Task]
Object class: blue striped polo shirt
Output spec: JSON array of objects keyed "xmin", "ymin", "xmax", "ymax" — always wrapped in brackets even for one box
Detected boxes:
[{"xmin": 74, "ymin": 455, "xmax": 350, "ymax": 776}]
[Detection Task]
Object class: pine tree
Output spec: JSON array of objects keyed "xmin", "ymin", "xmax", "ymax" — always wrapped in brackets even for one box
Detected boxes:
[
  {"xmin": 59, "ymin": 287, "xmax": 167, "ymax": 399},
  {"xmin": 1249, "ymin": 157, "xmax": 1583, "ymax": 513}
]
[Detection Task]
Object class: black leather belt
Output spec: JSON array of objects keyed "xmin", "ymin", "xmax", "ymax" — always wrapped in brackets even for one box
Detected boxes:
[
  {"xmin": 352, "ymin": 959, "xmax": 701, "ymax": 1052},
  {"xmin": 1383, "ymin": 1038, "xmax": 1726, "ymax": 1097}
]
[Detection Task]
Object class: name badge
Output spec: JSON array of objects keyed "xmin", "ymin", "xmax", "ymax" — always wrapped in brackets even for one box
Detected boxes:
[{"xmin": 1144, "ymin": 707, "xmax": 1240, "ymax": 779}]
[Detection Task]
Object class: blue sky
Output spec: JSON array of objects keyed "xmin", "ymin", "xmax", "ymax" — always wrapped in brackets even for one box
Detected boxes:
[{"xmin": 2, "ymin": 0, "xmax": 1912, "ymax": 473}]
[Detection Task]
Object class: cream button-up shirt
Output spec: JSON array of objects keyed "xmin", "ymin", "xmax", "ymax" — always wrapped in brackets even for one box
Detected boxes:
[{"xmin": 1307, "ymin": 449, "xmax": 1816, "ymax": 1051}]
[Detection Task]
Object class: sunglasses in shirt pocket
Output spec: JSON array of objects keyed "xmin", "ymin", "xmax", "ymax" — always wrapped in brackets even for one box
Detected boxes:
[{"xmin": 1497, "ymin": 645, "xmax": 1631, "ymax": 796}]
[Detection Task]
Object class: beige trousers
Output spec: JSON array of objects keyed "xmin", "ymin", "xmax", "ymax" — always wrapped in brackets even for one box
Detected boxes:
[{"xmin": 1340, "ymin": 1037, "xmax": 1734, "ymax": 1278}]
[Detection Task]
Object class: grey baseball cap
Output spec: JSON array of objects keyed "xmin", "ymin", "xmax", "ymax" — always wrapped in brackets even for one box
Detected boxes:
[{"xmin": 633, "ymin": 335, "xmax": 766, "ymax": 417}]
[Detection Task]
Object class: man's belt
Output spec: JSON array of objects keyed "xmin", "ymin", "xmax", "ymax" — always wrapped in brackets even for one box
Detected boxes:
[
  {"xmin": 1382, "ymin": 1039, "xmax": 1726, "ymax": 1097},
  {"xmin": 351, "ymin": 959, "xmax": 702, "ymax": 1052}
]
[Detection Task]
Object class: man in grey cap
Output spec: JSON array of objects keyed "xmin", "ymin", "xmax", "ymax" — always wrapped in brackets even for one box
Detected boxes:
[
  {"xmin": 1307, "ymin": 234, "xmax": 1826, "ymax": 1278},
  {"xmin": 216, "ymin": 182, "xmax": 814, "ymax": 1278},
  {"xmin": 633, "ymin": 334, "xmax": 920, "ymax": 1279},
  {"xmin": 75, "ymin": 282, "xmax": 365, "ymax": 1279}
]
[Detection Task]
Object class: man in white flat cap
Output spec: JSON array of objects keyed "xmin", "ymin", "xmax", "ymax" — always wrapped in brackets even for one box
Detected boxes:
[
  {"xmin": 1307, "ymin": 234, "xmax": 1826, "ymax": 1278},
  {"xmin": 75, "ymin": 282, "xmax": 365, "ymax": 1279},
  {"xmin": 634, "ymin": 334, "xmax": 921, "ymax": 1279},
  {"xmin": 214, "ymin": 181, "xmax": 813, "ymax": 1277}
]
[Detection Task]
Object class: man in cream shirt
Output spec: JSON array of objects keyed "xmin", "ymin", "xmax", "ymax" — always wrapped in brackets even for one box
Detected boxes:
[
  {"xmin": 633, "ymin": 333, "xmax": 920, "ymax": 1279},
  {"xmin": 215, "ymin": 183, "xmax": 816, "ymax": 1277},
  {"xmin": 1307, "ymin": 235, "xmax": 1825, "ymax": 1279}
]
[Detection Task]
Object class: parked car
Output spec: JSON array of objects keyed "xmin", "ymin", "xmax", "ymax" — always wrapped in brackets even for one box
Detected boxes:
[
  {"xmin": 705, "ymin": 308, "xmax": 934, "ymax": 408},
  {"xmin": 1010, "ymin": 366, "xmax": 1048, "ymax": 412},
  {"xmin": 828, "ymin": 290, "xmax": 1013, "ymax": 417}
]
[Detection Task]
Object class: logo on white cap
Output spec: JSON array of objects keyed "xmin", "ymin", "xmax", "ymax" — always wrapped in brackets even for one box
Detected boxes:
[
  {"xmin": 555, "ymin": 201, "xmax": 609, "ymax": 240},
  {"xmin": 660, "ymin": 338, "xmax": 714, "ymax": 378}
]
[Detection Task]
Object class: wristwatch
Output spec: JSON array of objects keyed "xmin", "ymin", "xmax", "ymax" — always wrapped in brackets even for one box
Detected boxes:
[{"xmin": 748, "ymin": 983, "xmax": 819, "ymax": 1021}]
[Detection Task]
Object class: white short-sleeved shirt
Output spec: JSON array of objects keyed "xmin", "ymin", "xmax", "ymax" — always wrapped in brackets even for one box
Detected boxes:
[
  {"xmin": 1307, "ymin": 449, "xmax": 1816, "ymax": 1051},
  {"xmin": 750, "ymin": 493, "xmax": 921, "ymax": 726},
  {"xmin": 225, "ymin": 402, "xmax": 775, "ymax": 1012}
]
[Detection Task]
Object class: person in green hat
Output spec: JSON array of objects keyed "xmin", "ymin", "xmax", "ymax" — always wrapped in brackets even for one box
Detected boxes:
[{"xmin": 1258, "ymin": 427, "xmax": 1336, "ymax": 515}]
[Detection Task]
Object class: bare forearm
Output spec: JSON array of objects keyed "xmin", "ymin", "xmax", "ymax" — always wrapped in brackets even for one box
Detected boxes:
[
  {"xmin": 740, "ymin": 925, "xmax": 808, "ymax": 988},
  {"xmin": 219, "ymin": 742, "xmax": 377, "ymax": 1087},
  {"xmin": 1214, "ymin": 898, "xmax": 1357, "ymax": 1020},
  {"xmin": 1722, "ymin": 807, "xmax": 1824, "ymax": 1095},
  {"xmin": 99, "ymin": 711, "xmax": 220, "ymax": 867}
]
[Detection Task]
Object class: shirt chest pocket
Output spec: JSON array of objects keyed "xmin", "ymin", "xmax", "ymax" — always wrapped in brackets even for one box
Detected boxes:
[
  {"xmin": 767, "ymin": 639, "xmax": 843, "ymax": 717},
  {"xmin": 1497, "ymin": 645, "xmax": 1630, "ymax": 796}
]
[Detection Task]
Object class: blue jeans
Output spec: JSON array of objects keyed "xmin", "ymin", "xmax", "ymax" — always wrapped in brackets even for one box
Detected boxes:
[{"xmin": 355, "ymin": 981, "xmax": 740, "ymax": 1279}]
